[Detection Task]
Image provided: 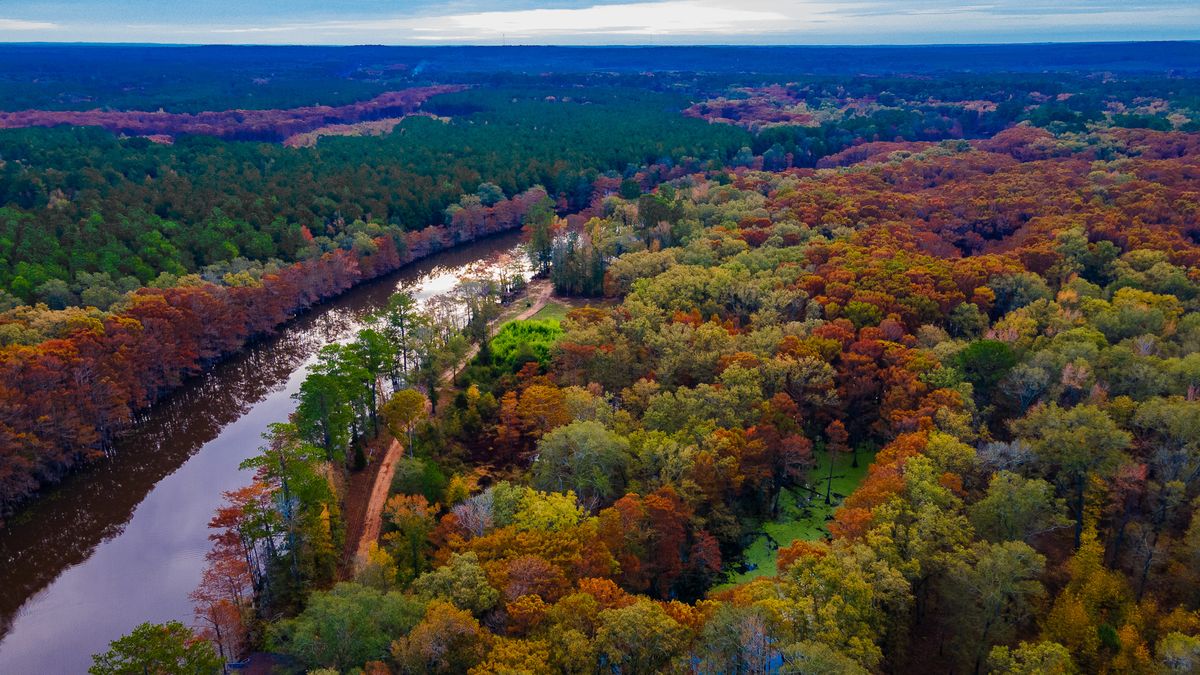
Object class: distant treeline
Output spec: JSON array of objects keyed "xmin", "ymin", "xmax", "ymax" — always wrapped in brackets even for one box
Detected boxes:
[
  {"xmin": 0, "ymin": 87, "xmax": 748, "ymax": 305},
  {"xmin": 0, "ymin": 43, "xmax": 1197, "ymax": 112}
]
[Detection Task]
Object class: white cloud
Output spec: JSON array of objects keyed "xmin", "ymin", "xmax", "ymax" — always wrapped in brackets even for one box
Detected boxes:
[
  {"xmin": 216, "ymin": 0, "xmax": 1198, "ymax": 43},
  {"xmin": 0, "ymin": 17, "xmax": 58, "ymax": 30},
  {"xmin": 410, "ymin": 1, "xmax": 792, "ymax": 37},
  {"xmin": 6, "ymin": 0, "xmax": 1199, "ymax": 44},
  {"xmin": 202, "ymin": 1, "xmax": 808, "ymax": 40}
]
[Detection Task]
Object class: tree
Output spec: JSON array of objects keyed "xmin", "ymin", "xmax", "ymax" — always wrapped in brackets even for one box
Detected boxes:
[
  {"xmin": 776, "ymin": 542, "xmax": 912, "ymax": 671},
  {"xmin": 239, "ymin": 422, "xmax": 333, "ymax": 588},
  {"xmin": 493, "ymin": 390, "xmax": 524, "ymax": 459},
  {"xmin": 694, "ymin": 604, "xmax": 780, "ymax": 673},
  {"xmin": 392, "ymin": 600, "xmax": 491, "ymax": 674},
  {"xmin": 1040, "ymin": 528, "xmax": 1137, "ymax": 672},
  {"xmin": 969, "ymin": 471, "xmax": 1069, "ymax": 543},
  {"xmin": 509, "ymin": 488, "xmax": 584, "ymax": 532},
  {"xmin": 347, "ymin": 328, "xmax": 395, "ymax": 438},
  {"xmin": 987, "ymin": 641, "xmax": 1076, "ymax": 675},
  {"xmin": 1012, "ymin": 404, "xmax": 1131, "ymax": 548},
  {"xmin": 958, "ymin": 339, "xmax": 1018, "ymax": 403},
  {"xmin": 532, "ymin": 421, "xmax": 629, "ymax": 510},
  {"xmin": 1128, "ymin": 399, "xmax": 1200, "ymax": 595},
  {"xmin": 382, "ymin": 493, "xmax": 436, "ymax": 582},
  {"xmin": 382, "ymin": 388, "xmax": 427, "ymax": 453},
  {"xmin": 525, "ymin": 198, "xmax": 556, "ymax": 276},
  {"xmin": 516, "ymin": 384, "xmax": 570, "ymax": 438},
  {"xmin": 472, "ymin": 637, "xmax": 552, "ymax": 674},
  {"xmin": 355, "ymin": 542, "xmax": 400, "ymax": 591},
  {"xmin": 594, "ymin": 599, "xmax": 689, "ymax": 673},
  {"xmin": 89, "ymin": 621, "xmax": 223, "ymax": 675},
  {"xmin": 293, "ymin": 355, "xmax": 354, "ymax": 464},
  {"xmin": 944, "ymin": 541, "xmax": 1047, "ymax": 674},
  {"xmin": 411, "ymin": 552, "xmax": 500, "ymax": 615},
  {"xmin": 190, "ymin": 554, "xmax": 252, "ymax": 666},
  {"xmin": 269, "ymin": 583, "xmax": 423, "ymax": 672},
  {"xmin": 1157, "ymin": 633, "xmax": 1200, "ymax": 674},
  {"xmin": 780, "ymin": 641, "xmax": 871, "ymax": 675},
  {"xmin": 380, "ymin": 291, "xmax": 425, "ymax": 385},
  {"xmin": 476, "ymin": 182, "xmax": 505, "ymax": 207}
]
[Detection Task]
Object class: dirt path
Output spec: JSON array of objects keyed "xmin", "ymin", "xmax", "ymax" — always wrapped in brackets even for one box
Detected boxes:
[
  {"xmin": 351, "ymin": 439, "xmax": 404, "ymax": 567},
  {"xmin": 347, "ymin": 282, "xmax": 554, "ymax": 571},
  {"xmin": 511, "ymin": 279, "xmax": 555, "ymax": 322},
  {"xmin": 440, "ymin": 279, "xmax": 554, "ymax": 385}
]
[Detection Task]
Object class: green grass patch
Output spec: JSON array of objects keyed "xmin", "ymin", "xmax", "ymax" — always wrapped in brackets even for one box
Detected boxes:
[
  {"xmin": 716, "ymin": 447, "xmax": 876, "ymax": 589},
  {"xmin": 530, "ymin": 301, "xmax": 571, "ymax": 323}
]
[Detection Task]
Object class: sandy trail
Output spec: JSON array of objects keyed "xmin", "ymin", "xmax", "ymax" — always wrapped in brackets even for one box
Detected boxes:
[{"xmin": 352, "ymin": 439, "xmax": 404, "ymax": 564}]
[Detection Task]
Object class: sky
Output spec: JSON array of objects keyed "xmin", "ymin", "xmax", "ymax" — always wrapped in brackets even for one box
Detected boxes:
[{"xmin": 0, "ymin": 0, "xmax": 1197, "ymax": 45}]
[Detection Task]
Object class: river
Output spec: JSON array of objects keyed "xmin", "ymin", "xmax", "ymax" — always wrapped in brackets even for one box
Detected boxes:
[{"xmin": 0, "ymin": 230, "xmax": 529, "ymax": 674}]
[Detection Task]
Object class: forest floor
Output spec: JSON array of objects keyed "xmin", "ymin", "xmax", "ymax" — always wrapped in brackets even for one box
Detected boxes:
[{"xmin": 716, "ymin": 449, "xmax": 876, "ymax": 589}]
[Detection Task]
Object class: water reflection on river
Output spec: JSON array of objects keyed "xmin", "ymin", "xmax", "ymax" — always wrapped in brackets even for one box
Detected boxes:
[{"xmin": 0, "ymin": 231, "xmax": 528, "ymax": 674}]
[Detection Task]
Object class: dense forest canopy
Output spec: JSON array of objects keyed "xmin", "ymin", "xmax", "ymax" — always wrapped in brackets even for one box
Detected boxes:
[
  {"xmin": 0, "ymin": 86, "xmax": 747, "ymax": 308},
  {"xmin": 173, "ymin": 123, "xmax": 1200, "ymax": 675},
  {"xmin": 3, "ymin": 49, "xmax": 1200, "ymax": 309},
  {"xmin": 1, "ymin": 43, "xmax": 1200, "ymax": 674}
]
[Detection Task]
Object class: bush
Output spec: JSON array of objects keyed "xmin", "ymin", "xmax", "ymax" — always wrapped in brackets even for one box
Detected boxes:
[{"xmin": 490, "ymin": 319, "xmax": 564, "ymax": 372}]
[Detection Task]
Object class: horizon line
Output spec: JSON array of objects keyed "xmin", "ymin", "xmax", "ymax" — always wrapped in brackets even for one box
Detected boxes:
[{"xmin": 1, "ymin": 38, "xmax": 1198, "ymax": 48}]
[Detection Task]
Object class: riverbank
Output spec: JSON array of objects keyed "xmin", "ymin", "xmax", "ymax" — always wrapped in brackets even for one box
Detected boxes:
[
  {"xmin": 0, "ymin": 189, "xmax": 546, "ymax": 523},
  {"xmin": 0, "ymin": 232, "xmax": 533, "ymax": 674}
]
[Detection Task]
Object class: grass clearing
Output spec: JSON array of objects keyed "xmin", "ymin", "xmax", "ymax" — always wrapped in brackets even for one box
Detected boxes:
[
  {"xmin": 716, "ymin": 447, "xmax": 876, "ymax": 589},
  {"xmin": 530, "ymin": 300, "xmax": 570, "ymax": 323}
]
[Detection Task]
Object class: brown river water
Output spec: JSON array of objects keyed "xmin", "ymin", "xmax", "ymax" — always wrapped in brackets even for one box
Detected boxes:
[{"xmin": 0, "ymin": 231, "xmax": 528, "ymax": 674}]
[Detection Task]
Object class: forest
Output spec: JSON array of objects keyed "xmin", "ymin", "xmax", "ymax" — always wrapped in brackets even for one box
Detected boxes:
[
  {"xmin": 95, "ymin": 121, "xmax": 1200, "ymax": 673},
  {"xmin": 0, "ymin": 43, "xmax": 1199, "ymax": 674}
]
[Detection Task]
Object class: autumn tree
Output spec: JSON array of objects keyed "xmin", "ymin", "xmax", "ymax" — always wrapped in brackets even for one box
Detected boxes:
[
  {"xmin": 594, "ymin": 599, "xmax": 690, "ymax": 673},
  {"xmin": 392, "ymin": 600, "xmax": 491, "ymax": 674},
  {"xmin": 382, "ymin": 388, "xmax": 427, "ymax": 452},
  {"xmin": 515, "ymin": 384, "xmax": 570, "ymax": 438},
  {"xmin": 382, "ymin": 493, "xmax": 436, "ymax": 582}
]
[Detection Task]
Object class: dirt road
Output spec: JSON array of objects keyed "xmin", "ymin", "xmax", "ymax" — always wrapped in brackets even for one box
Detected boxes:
[
  {"xmin": 350, "ymin": 281, "xmax": 553, "ymax": 569},
  {"xmin": 440, "ymin": 279, "xmax": 553, "ymax": 384},
  {"xmin": 352, "ymin": 439, "xmax": 404, "ymax": 566}
]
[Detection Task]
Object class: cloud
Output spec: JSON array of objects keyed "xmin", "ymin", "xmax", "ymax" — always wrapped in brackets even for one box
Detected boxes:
[
  {"xmin": 3, "ymin": 0, "xmax": 1199, "ymax": 43},
  {"xmin": 0, "ymin": 17, "xmax": 58, "ymax": 30},
  {"xmin": 409, "ymin": 1, "xmax": 792, "ymax": 38},
  {"xmin": 206, "ymin": 1, "xmax": 803, "ymax": 40},
  {"xmin": 207, "ymin": 0, "xmax": 1199, "ymax": 43}
]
